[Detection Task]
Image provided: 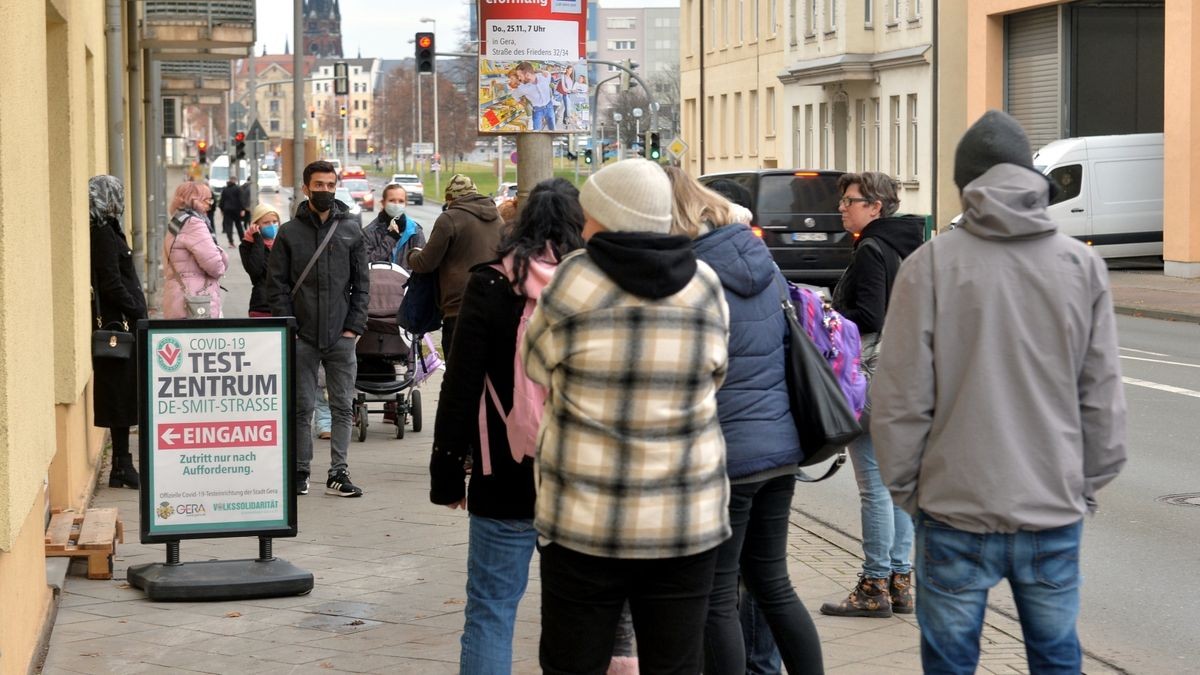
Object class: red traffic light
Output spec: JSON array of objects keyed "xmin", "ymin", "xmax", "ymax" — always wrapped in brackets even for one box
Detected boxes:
[
  {"xmin": 197, "ymin": 140, "xmax": 207, "ymax": 150},
  {"xmin": 418, "ymin": 35, "xmax": 432, "ymax": 49},
  {"xmin": 234, "ymin": 132, "xmax": 245, "ymax": 143}
]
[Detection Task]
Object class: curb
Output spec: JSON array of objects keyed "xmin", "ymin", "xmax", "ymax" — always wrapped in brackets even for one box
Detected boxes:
[{"xmin": 1113, "ymin": 304, "xmax": 1200, "ymax": 325}]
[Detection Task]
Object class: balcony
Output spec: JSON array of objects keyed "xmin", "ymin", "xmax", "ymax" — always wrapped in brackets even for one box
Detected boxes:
[
  {"xmin": 142, "ymin": 0, "xmax": 255, "ymax": 58},
  {"xmin": 161, "ymin": 60, "xmax": 232, "ymax": 96}
]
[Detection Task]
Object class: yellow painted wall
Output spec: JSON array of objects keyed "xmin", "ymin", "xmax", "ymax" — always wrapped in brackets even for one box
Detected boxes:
[{"xmin": 0, "ymin": 489, "xmax": 53, "ymax": 675}]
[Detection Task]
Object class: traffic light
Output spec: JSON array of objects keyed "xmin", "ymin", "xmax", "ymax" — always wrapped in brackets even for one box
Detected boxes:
[
  {"xmin": 415, "ymin": 32, "xmax": 435, "ymax": 74},
  {"xmin": 649, "ymin": 132, "xmax": 661, "ymax": 160},
  {"xmin": 339, "ymin": 105, "xmax": 347, "ymax": 119},
  {"xmin": 197, "ymin": 139, "xmax": 207, "ymax": 164},
  {"xmin": 234, "ymin": 131, "xmax": 246, "ymax": 161},
  {"xmin": 584, "ymin": 149, "xmax": 593, "ymax": 165}
]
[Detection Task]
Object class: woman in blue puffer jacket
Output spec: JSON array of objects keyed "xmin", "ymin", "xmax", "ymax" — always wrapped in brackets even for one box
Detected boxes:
[{"xmin": 665, "ymin": 167, "xmax": 824, "ymax": 675}]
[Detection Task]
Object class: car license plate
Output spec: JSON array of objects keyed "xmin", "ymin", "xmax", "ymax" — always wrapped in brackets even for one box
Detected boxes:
[{"xmin": 791, "ymin": 233, "xmax": 828, "ymax": 242}]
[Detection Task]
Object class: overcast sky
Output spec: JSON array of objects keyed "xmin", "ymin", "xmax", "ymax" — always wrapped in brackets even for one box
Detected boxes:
[{"xmin": 255, "ymin": 0, "xmax": 679, "ymax": 58}]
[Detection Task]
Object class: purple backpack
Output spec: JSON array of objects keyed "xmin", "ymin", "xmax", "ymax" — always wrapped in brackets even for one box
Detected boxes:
[{"xmin": 789, "ymin": 284, "xmax": 868, "ymax": 418}]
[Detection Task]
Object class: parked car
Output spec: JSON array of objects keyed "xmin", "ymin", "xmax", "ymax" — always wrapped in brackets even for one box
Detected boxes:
[
  {"xmin": 334, "ymin": 186, "xmax": 363, "ymax": 224},
  {"xmin": 1032, "ymin": 133, "xmax": 1163, "ymax": 259},
  {"xmin": 342, "ymin": 165, "xmax": 367, "ymax": 180},
  {"xmin": 257, "ymin": 170, "xmax": 280, "ymax": 193},
  {"xmin": 699, "ymin": 169, "xmax": 848, "ymax": 282},
  {"xmin": 343, "ymin": 178, "xmax": 375, "ymax": 211},
  {"xmin": 325, "ymin": 158, "xmax": 343, "ymax": 179},
  {"xmin": 390, "ymin": 173, "xmax": 424, "ymax": 204},
  {"xmin": 493, "ymin": 182, "xmax": 518, "ymax": 206}
]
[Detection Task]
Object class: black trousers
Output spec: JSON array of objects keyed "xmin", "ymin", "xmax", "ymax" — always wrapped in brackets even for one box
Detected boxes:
[
  {"xmin": 221, "ymin": 210, "xmax": 244, "ymax": 243},
  {"xmin": 539, "ymin": 542, "xmax": 719, "ymax": 674}
]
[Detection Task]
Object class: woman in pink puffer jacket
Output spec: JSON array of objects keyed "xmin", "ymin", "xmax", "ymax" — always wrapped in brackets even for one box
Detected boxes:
[{"xmin": 161, "ymin": 182, "xmax": 228, "ymax": 319}]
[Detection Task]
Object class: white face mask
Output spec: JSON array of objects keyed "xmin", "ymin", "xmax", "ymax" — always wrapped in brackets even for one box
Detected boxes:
[{"xmin": 384, "ymin": 203, "xmax": 406, "ymax": 219}]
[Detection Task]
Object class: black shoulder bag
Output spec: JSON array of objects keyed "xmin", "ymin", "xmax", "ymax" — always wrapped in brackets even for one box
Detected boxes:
[{"xmin": 91, "ymin": 259, "xmax": 134, "ymax": 360}]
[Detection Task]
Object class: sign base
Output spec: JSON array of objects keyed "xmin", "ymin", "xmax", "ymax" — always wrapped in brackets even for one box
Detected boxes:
[{"xmin": 128, "ymin": 558, "xmax": 314, "ymax": 602}]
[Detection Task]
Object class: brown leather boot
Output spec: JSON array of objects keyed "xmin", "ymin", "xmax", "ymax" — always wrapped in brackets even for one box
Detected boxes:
[
  {"xmin": 890, "ymin": 571, "xmax": 914, "ymax": 614},
  {"xmin": 820, "ymin": 575, "xmax": 892, "ymax": 618}
]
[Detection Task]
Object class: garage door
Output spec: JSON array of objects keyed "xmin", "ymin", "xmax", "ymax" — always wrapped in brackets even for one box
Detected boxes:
[{"xmin": 1005, "ymin": 7, "xmax": 1061, "ymax": 151}]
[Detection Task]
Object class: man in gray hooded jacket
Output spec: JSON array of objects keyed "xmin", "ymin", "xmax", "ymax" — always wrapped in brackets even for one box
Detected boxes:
[{"xmin": 870, "ymin": 110, "xmax": 1127, "ymax": 674}]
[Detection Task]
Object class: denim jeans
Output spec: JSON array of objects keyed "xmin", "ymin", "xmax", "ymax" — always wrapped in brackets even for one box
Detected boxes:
[
  {"xmin": 740, "ymin": 589, "xmax": 782, "ymax": 675},
  {"xmin": 849, "ymin": 431, "xmax": 914, "ymax": 578},
  {"xmin": 539, "ymin": 542, "xmax": 718, "ymax": 675},
  {"xmin": 704, "ymin": 475, "xmax": 823, "ymax": 675},
  {"xmin": 460, "ymin": 515, "xmax": 538, "ymax": 674},
  {"xmin": 295, "ymin": 337, "xmax": 356, "ymax": 477},
  {"xmin": 532, "ymin": 103, "xmax": 556, "ymax": 131},
  {"xmin": 915, "ymin": 513, "xmax": 1084, "ymax": 674}
]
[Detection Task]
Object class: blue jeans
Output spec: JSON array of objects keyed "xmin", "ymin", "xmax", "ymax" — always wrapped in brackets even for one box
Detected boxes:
[
  {"xmin": 915, "ymin": 514, "xmax": 1083, "ymax": 674},
  {"xmin": 460, "ymin": 515, "xmax": 538, "ymax": 674},
  {"xmin": 849, "ymin": 431, "xmax": 914, "ymax": 578},
  {"xmin": 532, "ymin": 103, "xmax": 555, "ymax": 131},
  {"xmin": 740, "ymin": 590, "xmax": 782, "ymax": 675}
]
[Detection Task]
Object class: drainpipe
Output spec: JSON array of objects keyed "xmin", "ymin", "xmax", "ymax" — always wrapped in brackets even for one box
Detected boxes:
[
  {"xmin": 127, "ymin": 0, "xmax": 145, "ymax": 258},
  {"xmin": 930, "ymin": 0, "xmax": 939, "ymax": 231},
  {"xmin": 105, "ymin": 0, "xmax": 125, "ymax": 183},
  {"xmin": 292, "ymin": 0, "xmax": 305, "ymax": 215},
  {"xmin": 698, "ymin": 2, "xmax": 706, "ymax": 174}
]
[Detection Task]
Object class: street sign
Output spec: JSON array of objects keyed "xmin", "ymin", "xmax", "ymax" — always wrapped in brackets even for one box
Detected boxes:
[
  {"xmin": 666, "ymin": 136, "xmax": 689, "ymax": 160},
  {"xmin": 245, "ymin": 119, "xmax": 270, "ymax": 142},
  {"xmin": 410, "ymin": 142, "xmax": 434, "ymax": 156}
]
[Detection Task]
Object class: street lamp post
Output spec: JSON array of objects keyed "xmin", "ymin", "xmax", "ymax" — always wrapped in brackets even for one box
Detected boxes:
[
  {"xmin": 612, "ymin": 112, "xmax": 623, "ymax": 162},
  {"xmin": 632, "ymin": 107, "xmax": 643, "ymax": 154},
  {"xmin": 420, "ymin": 17, "xmax": 441, "ymax": 196}
]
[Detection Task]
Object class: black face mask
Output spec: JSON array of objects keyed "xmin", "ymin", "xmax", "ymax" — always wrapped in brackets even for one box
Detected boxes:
[{"xmin": 308, "ymin": 190, "xmax": 336, "ymax": 212}]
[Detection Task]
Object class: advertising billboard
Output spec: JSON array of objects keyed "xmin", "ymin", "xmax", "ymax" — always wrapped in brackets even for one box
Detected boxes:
[{"xmin": 478, "ymin": 0, "xmax": 589, "ymax": 134}]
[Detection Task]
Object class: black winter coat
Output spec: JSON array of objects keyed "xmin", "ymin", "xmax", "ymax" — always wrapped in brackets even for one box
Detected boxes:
[
  {"xmin": 219, "ymin": 182, "xmax": 243, "ymax": 214},
  {"xmin": 239, "ymin": 234, "xmax": 272, "ymax": 315},
  {"xmin": 831, "ymin": 215, "xmax": 925, "ymax": 334},
  {"xmin": 429, "ymin": 264, "xmax": 535, "ymax": 519},
  {"xmin": 267, "ymin": 200, "xmax": 369, "ymax": 349},
  {"xmin": 362, "ymin": 213, "xmax": 427, "ymax": 267},
  {"xmin": 90, "ymin": 218, "xmax": 148, "ymax": 428}
]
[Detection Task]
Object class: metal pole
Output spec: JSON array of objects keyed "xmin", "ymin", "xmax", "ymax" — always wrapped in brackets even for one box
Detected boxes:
[
  {"xmin": 104, "ymin": 0, "xmax": 124, "ymax": 184},
  {"xmin": 416, "ymin": 74, "xmax": 423, "ymax": 180},
  {"xmin": 249, "ymin": 48, "xmax": 259, "ymax": 206},
  {"xmin": 591, "ymin": 74, "xmax": 621, "ymax": 172},
  {"xmin": 342, "ymin": 95, "xmax": 349, "ymax": 172},
  {"xmin": 127, "ymin": 0, "xmax": 145, "ymax": 260},
  {"xmin": 433, "ymin": 70, "xmax": 441, "ymax": 197},
  {"xmin": 148, "ymin": 58, "xmax": 164, "ymax": 294},
  {"xmin": 292, "ymin": 0, "xmax": 305, "ymax": 215},
  {"xmin": 497, "ymin": 135, "xmax": 503, "ymax": 186}
]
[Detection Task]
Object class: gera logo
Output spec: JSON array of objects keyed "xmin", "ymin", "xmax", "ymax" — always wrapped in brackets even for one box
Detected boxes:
[{"xmin": 156, "ymin": 501, "xmax": 207, "ymax": 520}]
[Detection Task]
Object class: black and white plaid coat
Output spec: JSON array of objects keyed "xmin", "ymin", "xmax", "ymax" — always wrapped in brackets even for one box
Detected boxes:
[{"xmin": 521, "ymin": 249, "xmax": 732, "ymax": 559}]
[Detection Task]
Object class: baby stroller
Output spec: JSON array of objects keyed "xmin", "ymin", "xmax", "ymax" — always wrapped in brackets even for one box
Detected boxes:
[{"xmin": 353, "ymin": 262, "xmax": 424, "ymax": 440}]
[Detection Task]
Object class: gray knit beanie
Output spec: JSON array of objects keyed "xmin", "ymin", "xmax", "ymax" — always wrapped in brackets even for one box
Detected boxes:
[
  {"xmin": 579, "ymin": 158, "xmax": 673, "ymax": 234},
  {"xmin": 954, "ymin": 110, "xmax": 1035, "ymax": 191}
]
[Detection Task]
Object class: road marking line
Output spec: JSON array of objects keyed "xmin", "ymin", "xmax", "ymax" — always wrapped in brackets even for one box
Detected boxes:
[
  {"xmin": 1120, "ymin": 347, "xmax": 1170, "ymax": 357},
  {"xmin": 1119, "ymin": 356, "xmax": 1200, "ymax": 369},
  {"xmin": 1123, "ymin": 377, "xmax": 1200, "ymax": 399}
]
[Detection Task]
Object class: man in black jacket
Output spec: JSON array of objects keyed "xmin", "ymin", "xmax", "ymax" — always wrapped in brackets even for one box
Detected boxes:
[
  {"xmin": 267, "ymin": 160, "xmax": 370, "ymax": 497},
  {"xmin": 218, "ymin": 177, "xmax": 245, "ymax": 247}
]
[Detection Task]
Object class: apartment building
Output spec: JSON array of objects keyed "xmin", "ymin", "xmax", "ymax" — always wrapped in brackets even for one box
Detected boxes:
[{"xmin": 310, "ymin": 58, "xmax": 381, "ymax": 157}]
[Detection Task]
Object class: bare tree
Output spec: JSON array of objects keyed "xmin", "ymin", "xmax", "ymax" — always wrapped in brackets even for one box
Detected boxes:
[{"xmin": 602, "ymin": 89, "xmax": 653, "ymax": 152}]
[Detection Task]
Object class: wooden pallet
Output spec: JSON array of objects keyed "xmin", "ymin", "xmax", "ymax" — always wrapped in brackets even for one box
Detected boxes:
[{"xmin": 44, "ymin": 508, "xmax": 124, "ymax": 580}]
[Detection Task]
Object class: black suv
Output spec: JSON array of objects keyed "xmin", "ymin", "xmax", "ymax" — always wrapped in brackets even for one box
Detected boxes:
[{"xmin": 699, "ymin": 169, "xmax": 849, "ymax": 282}]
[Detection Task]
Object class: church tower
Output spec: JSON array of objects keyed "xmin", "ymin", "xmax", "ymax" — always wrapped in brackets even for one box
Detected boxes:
[{"xmin": 303, "ymin": 0, "xmax": 343, "ymax": 58}]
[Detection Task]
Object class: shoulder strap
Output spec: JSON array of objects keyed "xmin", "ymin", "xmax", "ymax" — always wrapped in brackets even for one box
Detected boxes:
[
  {"xmin": 291, "ymin": 219, "xmax": 341, "ymax": 299},
  {"xmin": 165, "ymin": 214, "xmax": 195, "ymax": 298}
]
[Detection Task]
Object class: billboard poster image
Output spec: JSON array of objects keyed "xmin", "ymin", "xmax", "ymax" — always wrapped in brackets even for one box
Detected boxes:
[{"xmin": 479, "ymin": 0, "xmax": 589, "ymax": 134}]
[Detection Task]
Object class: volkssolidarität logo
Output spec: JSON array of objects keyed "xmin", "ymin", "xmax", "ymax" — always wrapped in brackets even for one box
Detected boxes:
[{"xmin": 155, "ymin": 337, "xmax": 184, "ymax": 372}]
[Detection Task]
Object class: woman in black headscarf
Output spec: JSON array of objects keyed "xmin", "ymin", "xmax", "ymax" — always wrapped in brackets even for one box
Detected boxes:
[{"xmin": 89, "ymin": 175, "xmax": 148, "ymax": 488}]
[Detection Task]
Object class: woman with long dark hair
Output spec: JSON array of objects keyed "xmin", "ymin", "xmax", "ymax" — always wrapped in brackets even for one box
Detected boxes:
[{"xmin": 429, "ymin": 177, "xmax": 584, "ymax": 672}]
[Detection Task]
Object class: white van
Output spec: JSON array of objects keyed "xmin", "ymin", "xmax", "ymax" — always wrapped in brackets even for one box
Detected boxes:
[
  {"xmin": 207, "ymin": 155, "xmax": 250, "ymax": 198},
  {"xmin": 1033, "ymin": 133, "xmax": 1163, "ymax": 259}
]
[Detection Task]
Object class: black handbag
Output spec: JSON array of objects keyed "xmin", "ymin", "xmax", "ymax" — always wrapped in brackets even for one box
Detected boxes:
[
  {"xmin": 91, "ymin": 278, "xmax": 133, "ymax": 360},
  {"xmin": 777, "ymin": 280, "xmax": 862, "ymax": 481},
  {"xmin": 397, "ymin": 271, "xmax": 443, "ymax": 335}
]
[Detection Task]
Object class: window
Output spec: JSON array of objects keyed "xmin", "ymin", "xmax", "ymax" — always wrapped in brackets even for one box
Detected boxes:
[
  {"xmin": 353, "ymin": 100, "xmax": 360, "ymax": 110},
  {"xmin": 749, "ymin": 90, "xmax": 759, "ymax": 155},
  {"xmin": 864, "ymin": 0, "xmax": 873, "ymax": 26},
  {"xmin": 607, "ymin": 40, "xmax": 637, "ymax": 50},
  {"xmin": 768, "ymin": 0, "xmax": 778, "ymax": 36},
  {"xmin": 804, "ymin": 104, "xmax": 813, "ymax": 166},
  {"xmin": 872, "ymin": 97, "xmax": 880, "ymax": 170},
  {"xmin": 890, "ymin": 95, "xmax": 900, "ymax": 176},
  {"xmin": 721, "ymin": 94, "xmax": 729, "ymax": 156},
  {"xmin": 1048, "ymin": 164, "xmax": 1083, "ymax": 204},
  {"xmin": 269, "ymin": 119, "xmax": 280, "ymax": 132},
  {"xmin": 722, "ymin": 0, "xmax": 730, "ymax": 45},
  {"xmin": 684, "ymin": 0, "xmax": 694, "ymax": 54},
  {"xmin": 706, "ymin": 96, "xmax": 715, "ymax": 157},
  {"xmin": 807, "ymin": 0, "xmax": 817, "ymax": 36},
  {"xmin": 788, "ymin": 0, "xmax": 797, "ymax": 44},
  {"xmin": 856, "ymin": 99, "xmax": 867, "ymax": 169},
  {"xmin": 907, "ymin": 94, "xmax": 918, "ymax": 179},
  {"xmin": 607, "ymin": 17, "xmax": 636, "ymax": 29},
  {"xmin": 735, "ymin": 93, "xmax": 744, "ymax": 155},
  {"xmin": 752, "ymin": 0, "xmax": 760, "ymax": 40},
  {"xmin": 792, "ymin": 106, "xmax": 801, "ymax": 166},
  {"xmin": 766, "ymin": 87, "xmax": 776, "ymax": 136},
  {"xmin": 826, "ymin": 0, "xmax": 836, "ymax": 31},
  {"xmin": 269, "ymin": 100, "xmax": 280, "ymax": 114},
  {"xmin": 890, "ymin": 0, "xmax": 899, "ymax": 23},
  {"xmin": 269, "ymin": 83, "xmax": 281, "ymax": 96},
  {"xmin": 708, "ymin": 0, "xmax": 718, "ymax": 48},
  {"xmin": 738, "ymin": 0, "xmax": 745, "ymax": 43},
  {"xmin": 818, "ymin": 102, "xmax": 828, "ymax": 166},
  {"xmin": 910, "ymin": 0, "xmax": 921, "ymax": 20}
]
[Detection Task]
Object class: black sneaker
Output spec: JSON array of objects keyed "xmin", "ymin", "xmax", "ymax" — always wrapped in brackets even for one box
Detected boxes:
[
  {"xmin": 296, "ymin": 473, "xmax": 309, "ymax": 496},
  {"xmin": 326, "ymin": 471, "xmax": 363, "ymax": 497}
]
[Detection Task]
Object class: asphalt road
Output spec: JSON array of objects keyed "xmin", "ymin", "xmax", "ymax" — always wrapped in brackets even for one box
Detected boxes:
[{"xmin": 791, "ymin": 314, "xmax": 1200, "ymax": 674}]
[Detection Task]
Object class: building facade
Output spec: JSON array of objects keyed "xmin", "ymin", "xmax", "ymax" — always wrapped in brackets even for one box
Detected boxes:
[
  {"xmin": 594, "ymin": 6, "xmax": 681, "ymax": 135},
  {"xmin": 310, "ymin": 58, "xmax": 380, "ymax": 159},
  {"xmin": 235, "ymin": 55, "xmax": 316, "ymax": 144},
  {"xmin": 679, "ymin": 0, "xmax": 790, "ymax": 174},
  {"xmin": 779, "ymin": 0, "xmax": 932, "ymax": 214},
  {"xmin": 939, "ymin": 0, "xmax": 1197, "ymax": 277},
  {"xmin": 303, "ymin": 0, "xmax": 344, "ymax": 58}
]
